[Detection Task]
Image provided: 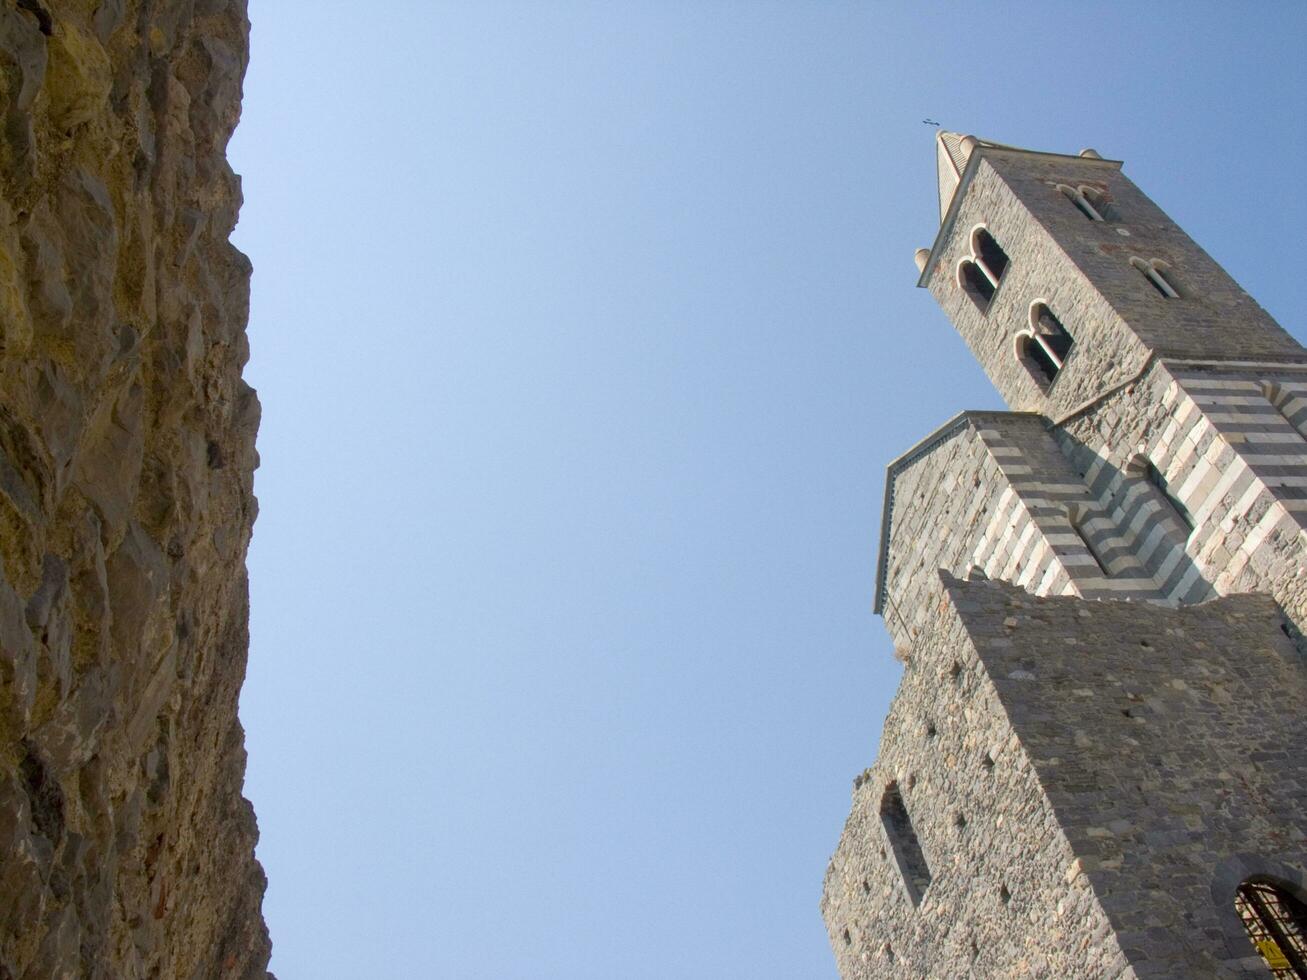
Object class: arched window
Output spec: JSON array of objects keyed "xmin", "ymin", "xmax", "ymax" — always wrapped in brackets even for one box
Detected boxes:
[
  {"xmin": 1057, "ymin": 183, "xmax": 1105, "ymax": 221},
  {"xmin": 958, "ymin": 258, "xmax": 996, "ymax": 309},
  {"xmin": 880, "ymin": 782, "xmax": 931, "ymax": 906},
  {"xmin": 1080, "ymin": 186, "xmax": 1112, "ymax": 220},
  {"xmin": 1015, "ymin": 332, "xmax": 1057, "ymax": 386},
  {"xmin": 1033, "ymin": 303, "xmax": 1073, "ymax": 361},
  {"xmin": 1261, "ymin": 381, "xmax": 1307, "ymax": 440},
  {"xmin": 1144, "ymin": 458, "xmax": 1195, "ymax": 535},
  {"xmin": 1014, "ymin": 302, "xmax": 1074, "ymax": 388},
  {"xmin": 973, "ymin": 228, "xmax": 1009, "ymax": 281},
  {"xmin": 1130, "ymin": 257, "xmax": 1180, "ymax": 298},
  {"xmin": 1234, "ymin": 878, "xmax": 1307, "ymax": 978},
  {"xmin": 955, "ymin": 225, "xmax": 1009, "ymax": 313}
]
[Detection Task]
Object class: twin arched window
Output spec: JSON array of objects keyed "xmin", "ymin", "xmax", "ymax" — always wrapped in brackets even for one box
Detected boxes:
[
  {"xmin": 1130, "ymin": 257, "xmax": 1180, "ymax": 298},
  {"xmin": 1052, "ymin": 186, "xmax": 1187, "ymax": 299},
  {"xmin": 1014, "ymin": 302, "xmax": 1074, "ymax": 387},
  {"xmin": 1058, "ymin": 184, "xmax": 1109, "ymax": 222},
  {"xmin": 957, "ymin": 227, "xmax": 1010, "ymax": 313}
]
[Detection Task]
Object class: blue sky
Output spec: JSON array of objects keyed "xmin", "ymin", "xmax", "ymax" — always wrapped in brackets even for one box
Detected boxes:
[{"xmin": 229, "ymin": 3, "xmax": 1307, "ymax": 976}]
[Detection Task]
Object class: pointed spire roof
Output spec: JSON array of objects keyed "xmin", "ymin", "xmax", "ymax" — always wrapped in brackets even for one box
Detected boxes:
[
  {"xmin": 933, "ymin": 131, "xmax": 1113, "ymax": 222},
  {"xmin": 936, "ymin": 131, "xmax": 1006, "ymax": 222},
  {"xmin": 920, "ymin": 133, "xmax": 1122, "ymax": 285},
  {"xmin": 935, "ymin": 131, "xmax": 970, "ymax": 220}
]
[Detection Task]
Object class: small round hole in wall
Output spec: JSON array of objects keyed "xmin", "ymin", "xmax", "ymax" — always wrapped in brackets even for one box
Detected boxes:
[
  {"xmin": 842, "ymin": 928, "xmax": 851, "ymax": 946},
  {"xmin": 999, "ymin": 884, "xmax": 1012, "ymax": 905},
  {"xmin": 982, "ymin": 752, "xmax": 995, "ymax": 771}
]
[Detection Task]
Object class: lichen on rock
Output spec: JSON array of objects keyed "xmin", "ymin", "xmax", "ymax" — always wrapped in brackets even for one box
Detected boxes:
[{"xmin": 0, "ymin": 1, "xmax": 269, "ymax": 976}]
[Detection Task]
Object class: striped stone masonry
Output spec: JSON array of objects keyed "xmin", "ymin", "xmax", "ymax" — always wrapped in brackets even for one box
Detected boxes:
[{"xmin": 1057, "ymin": 360, "xmax": 1307, "ymax": 626}]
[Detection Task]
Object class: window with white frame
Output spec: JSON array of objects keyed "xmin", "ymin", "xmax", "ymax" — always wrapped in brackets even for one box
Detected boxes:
[
  {"xmin": 1130, "ymin": 257, "xmax": 1180, "ymax": 298},
  {"xmin": 1058, "ymin": 183, "xmax": 1104, "ymax": 221},
  {"xmin": 956, "ymin": 226, "xmax": 1009, "ymax": 313},
  {"xmin": 1014, "ymin": 301, "xmax": 1074, "ymax": 387}
]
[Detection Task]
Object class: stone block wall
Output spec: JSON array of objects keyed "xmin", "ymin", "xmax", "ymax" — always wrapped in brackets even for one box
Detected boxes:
[
  {"xmin": 823, "ymin": 573, "xmax": 1132, "ymax": 979},
  {"xmin": 951, "ymin": 577, "xmax": 1307, "ymax": 977},
  {"xmin": 825, "ymin": 574, "xmax": 1307, "ymax": 978},
  {"xmin": 989, "ymin": 152, "xmax": 1303, "ymax": 366},
  {"xmin": 0, "ymin": 2, "xmax": 270, "ymax": 977}
]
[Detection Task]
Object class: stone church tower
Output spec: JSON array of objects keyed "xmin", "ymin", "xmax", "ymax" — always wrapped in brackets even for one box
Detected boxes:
[{"xmin": 821, "ymin": 134, "xmax": 1307, "ymax": 977}]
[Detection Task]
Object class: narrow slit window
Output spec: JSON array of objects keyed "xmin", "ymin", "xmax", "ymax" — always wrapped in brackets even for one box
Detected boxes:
[
  {"xmin": 1235, "ymin": 878, "xmax": 1307, "ymax": 978},
  {"xmin": 1069, "ymin": 507, "xmax": 1112, "ymax": 575},
  {"xmin": 880, "ymin": 782, "xmax": 931, "ymax": 906},
  {"xmin": 1131, "ymin": 257, "xmax": 1180, "ymax": 298},
  {"xmin": 1145, "ymin": 459, "xmax": 1195, "ymax": 535},
  {"xmin": 1058, "ymin": 183, "xmax": 1104, "ymax": 221}
]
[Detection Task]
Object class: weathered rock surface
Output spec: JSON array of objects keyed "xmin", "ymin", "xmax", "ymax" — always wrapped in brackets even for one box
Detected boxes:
[{"xmin": 0, "ymin": 1, "xmax": 269, "ymax": 976}]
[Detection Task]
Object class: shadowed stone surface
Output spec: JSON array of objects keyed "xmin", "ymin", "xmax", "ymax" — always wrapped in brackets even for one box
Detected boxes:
[{"xmin": 0, "ymin": 1, "xmax": 269, "ymax": 976}]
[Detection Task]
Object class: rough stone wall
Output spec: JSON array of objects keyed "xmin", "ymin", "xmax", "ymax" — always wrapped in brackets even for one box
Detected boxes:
[
  {"xmin": 878, "ymin": 413, "xmax": 1009, "ymax": 646},
  {"xmin": 987, "ymin": 151, "xmax": 1303, "ymax": 366},
  {"xmin": 823, "ymin": 574, "xmax": 1132, "ymax": 979},
  {"xmin": 0, "ymin": 2, "xmax": 270, "ymax": 977},
  {"xmin": 949, "ymin": 577, "xmax": 1307, "ymax": 978},
  {"xmin": 826, "ymin": 574, "xmax": 1307, "ymax": 979}
]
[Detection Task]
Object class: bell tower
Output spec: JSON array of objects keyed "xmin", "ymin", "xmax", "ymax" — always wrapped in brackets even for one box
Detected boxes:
[
  {"xmin": 823, "ymin": 135, "xmax": 1307, "ymax": 978},
  {"xmin": 917, "ymin": 134, "xmax": 1303, "ymax": 418}
]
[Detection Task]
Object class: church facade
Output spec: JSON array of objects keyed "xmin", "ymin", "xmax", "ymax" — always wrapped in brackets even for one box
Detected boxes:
[{"xmin": 821, "ymin": 134, "xmax": 1307, "ymax": 978}]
